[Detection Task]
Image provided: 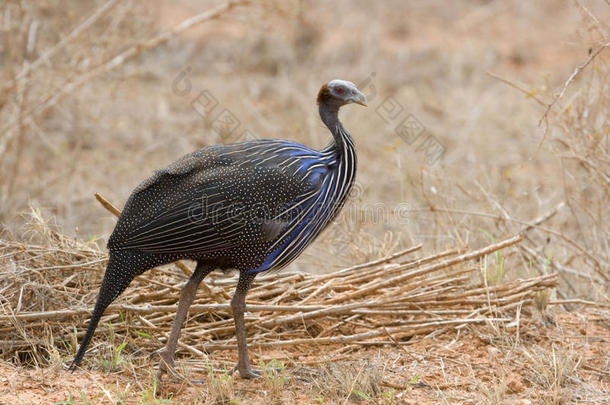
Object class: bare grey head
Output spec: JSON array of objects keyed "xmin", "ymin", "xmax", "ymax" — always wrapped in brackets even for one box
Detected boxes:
[{"xmin": 317, "ymin": 79, "xmax": 367, "ymax": 108}]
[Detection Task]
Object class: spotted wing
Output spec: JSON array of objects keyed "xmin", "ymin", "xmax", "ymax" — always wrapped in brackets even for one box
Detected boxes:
[{"xmin": 107, "ymin": 145, "xmax": 320, "ymax": 255}]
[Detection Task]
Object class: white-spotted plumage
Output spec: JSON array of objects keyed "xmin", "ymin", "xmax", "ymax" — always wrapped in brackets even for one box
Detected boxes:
[{"xmin": 70, "ymin": 79, "xmax": 367, "ymax": 375}]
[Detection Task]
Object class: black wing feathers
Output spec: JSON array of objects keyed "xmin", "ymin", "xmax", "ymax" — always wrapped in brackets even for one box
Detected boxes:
[{"xmin": 107, "ymin": 144, "xmax": 316, "ymax": 255}]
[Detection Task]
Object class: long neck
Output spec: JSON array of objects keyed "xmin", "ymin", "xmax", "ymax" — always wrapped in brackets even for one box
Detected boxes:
[
  {"xmin": 319, "ymin": 102, "xmax": 355, "ymax": 156},
  {"xmin": 316, "ymin": 101, "xmax": 357, "ymax": 233}
]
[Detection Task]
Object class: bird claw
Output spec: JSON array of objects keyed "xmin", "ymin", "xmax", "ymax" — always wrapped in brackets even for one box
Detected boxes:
[
  {"xmin": 153, "ymin": 349, "xmax": 184, "ymax": 388},
  {"xmin": 228, "ymin": 364, "xmax": 262, "ymax": 379}
]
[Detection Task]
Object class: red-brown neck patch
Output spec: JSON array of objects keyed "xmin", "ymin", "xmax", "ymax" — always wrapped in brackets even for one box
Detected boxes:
[{"xmin": 316, "ymin": 83, "xmax": 332, "ymax": 105}]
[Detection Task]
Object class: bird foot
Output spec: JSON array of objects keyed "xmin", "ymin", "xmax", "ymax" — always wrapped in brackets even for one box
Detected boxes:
[
  {"xmin": 228, "ymin": 364, "xmax": 262, "ymax": 379},
  {"xmin": 152, "ymin": 349, "xmax": 184, "ymax": 388}
]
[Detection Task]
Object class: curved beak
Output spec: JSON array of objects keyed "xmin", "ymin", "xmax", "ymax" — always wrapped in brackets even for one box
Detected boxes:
[{"xmin": 351, "ymin": 90, "xmax": 367, "ymax": 107}]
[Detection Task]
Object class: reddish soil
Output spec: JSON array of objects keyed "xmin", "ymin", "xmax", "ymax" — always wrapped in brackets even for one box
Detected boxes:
[{"xmin": 1, "ymin": 308, "xmax": 608, "ymax": 404}]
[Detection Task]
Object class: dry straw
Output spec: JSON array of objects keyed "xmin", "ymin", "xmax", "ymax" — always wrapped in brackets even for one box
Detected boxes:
[{"xmin": 0, "ymin": 194, "xmax": 559, "ymax": 368}]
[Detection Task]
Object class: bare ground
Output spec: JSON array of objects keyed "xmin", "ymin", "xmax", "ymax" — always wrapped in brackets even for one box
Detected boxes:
[{"xmin": 1, "ymin": 308, "xmax": 608, "ymax": 404}]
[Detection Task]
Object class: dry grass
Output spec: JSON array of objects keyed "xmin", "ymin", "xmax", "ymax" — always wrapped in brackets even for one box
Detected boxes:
[
  {"xmin": 205, "ymin": 363, "xmax": 239, "ymax": 405},
  {"xmin": 313, "ymin": 361, "xmax": 383, "ymax": 403},
  {"xmin": 2, "ymin": 210, "xmax": 607, "ymax": 403},
  {"xmin": 523, "ymin": 344, "xmax": 582, "ymax": 404},
  {"xmin": 0, "ymin": 210, "xmax": 557, "ymax": 368}
]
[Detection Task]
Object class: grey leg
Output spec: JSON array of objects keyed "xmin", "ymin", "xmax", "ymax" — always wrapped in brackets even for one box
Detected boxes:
[
  {"xmin": 229, "ymin": 271, "xmax": 260, "ymax": 379},
  {"xmin": 156, "ymin": 262, "xmax": 212, "ymax": 383}
]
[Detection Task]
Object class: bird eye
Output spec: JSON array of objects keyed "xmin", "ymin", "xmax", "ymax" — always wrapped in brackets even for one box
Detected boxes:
[{"xmin": 335, "ymin": 87, "xmax": 344, "ymax": 94}]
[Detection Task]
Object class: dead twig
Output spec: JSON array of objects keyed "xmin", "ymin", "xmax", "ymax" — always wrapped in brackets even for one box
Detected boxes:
[{"xmin": 539, "ymin": 40, "xmax": 610, "ymax": 126}]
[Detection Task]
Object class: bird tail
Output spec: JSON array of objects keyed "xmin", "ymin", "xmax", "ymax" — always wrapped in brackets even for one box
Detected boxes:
[{"xmin": 69, "ymin": 251, "xmax": 144, "ymax": 370}]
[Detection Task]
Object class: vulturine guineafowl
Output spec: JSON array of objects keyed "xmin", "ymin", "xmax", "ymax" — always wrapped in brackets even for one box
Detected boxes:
[{"xmin": 70, "ymin": 79, "xmax": 367, "ymax": 380}]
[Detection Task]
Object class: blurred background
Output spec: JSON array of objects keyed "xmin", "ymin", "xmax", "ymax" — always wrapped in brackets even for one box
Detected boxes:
[{"xmin": 0, "ymin": 0, "xmax": 608, "ymax": 299}]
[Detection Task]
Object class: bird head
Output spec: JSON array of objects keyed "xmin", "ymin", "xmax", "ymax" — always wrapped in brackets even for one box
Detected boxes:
[{"xmin": 317, "ymin": 79, "xmax": 367, "ymax": 108}]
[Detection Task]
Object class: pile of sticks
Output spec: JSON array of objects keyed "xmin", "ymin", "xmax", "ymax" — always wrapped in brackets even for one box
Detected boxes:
[{"xmin": 0, "ymin": 209, "xmax": 557, "ymax": 365}]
